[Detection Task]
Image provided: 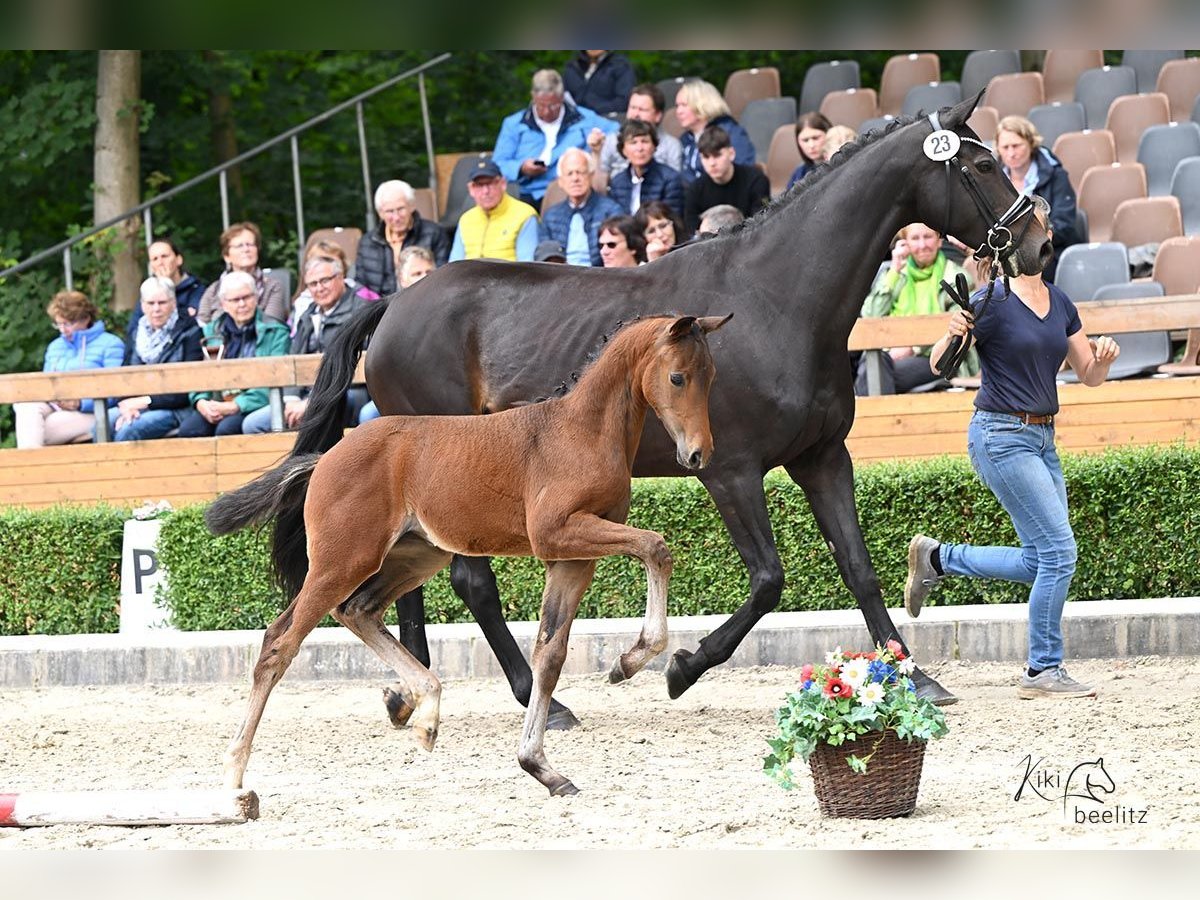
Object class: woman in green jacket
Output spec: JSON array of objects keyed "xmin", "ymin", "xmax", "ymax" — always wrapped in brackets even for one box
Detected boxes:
[{"xmin": 176, "ymin": 271, "xmax": 290, "ymax": 437}]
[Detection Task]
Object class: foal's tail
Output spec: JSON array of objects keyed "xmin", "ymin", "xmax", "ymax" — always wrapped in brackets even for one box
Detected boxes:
[
  {"xmin": 205, "ymin": 453, "xmax": 321, "ymax": 600},
  {"xmin": 291, "ymin": 297, "xmax": 391, "ymax": 457}
]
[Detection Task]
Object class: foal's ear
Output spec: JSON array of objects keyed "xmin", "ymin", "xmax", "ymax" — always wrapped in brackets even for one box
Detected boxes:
[
  {"xmin": 667, "ymin": 316, "xmax": 698, "ymax": 340},
  {"xmin": 697, "ymin": 313, "xmax": 733, "ymax": 335},
  {"xmin": 943, "ymin": 89, "xmax": 986, "ymax": 130}
]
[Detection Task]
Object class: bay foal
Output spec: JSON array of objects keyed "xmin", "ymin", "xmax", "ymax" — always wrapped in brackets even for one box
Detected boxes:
[{"xmin": 206, "ymin": 314, "xmax": 731, "ymax": 796}]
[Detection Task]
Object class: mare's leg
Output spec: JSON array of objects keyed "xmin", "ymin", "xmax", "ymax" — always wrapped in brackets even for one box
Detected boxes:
[
  {"xmin": 340, "ymin": 536, "xmax": 453, "ymax": 750},
  {"xmin": 664, "ymin": 466, "xmax": 784, "ymax": 699},
  {"xmin": 517, "ymin": 559, "xmax": 596, "ymax": 796},
  {"xmin": 393, "ymin": 587, "xmax": 430, "ymax": 666},
  {"xmin": 785, "ymin": 442, "xmax": 957, "ymax": 705}
]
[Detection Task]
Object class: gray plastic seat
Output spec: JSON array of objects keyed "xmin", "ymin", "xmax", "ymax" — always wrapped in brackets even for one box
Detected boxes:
[
  {"xmin": 263, "ymin": 267, "xmax": 291, "ymax": 302},
  {"xmin": 901, "ymin": 81, "xmax": 962, "ymax": 117},
  {"xmin": 655, "ymin": 77, "xmax": 690, "ymax": 110},
  {"xmin": 1075, "ymin": 207, "xmax": 1089, "ymax": 242},
  {"xmin": 440, "ymin": 152, "xmax": 494, "ymax": 229},
  {"xmin": 1122, "ymin": 50, "xmax": 1184, "ymax": 94},
  {"xmin": 799, "ymin": 60, "xmax": 860, "ymax": 115},
  {"xmin": 1053, "ymin": 241, "xmax": 1130, "ymax": 300},
  {"xmin": 1075, "ymin": 65, "xmax": 1137, "ymax": 129},
  {"xmin": 1028, "ymin": 101, "xmax": 1086, "ymax": 150},
  {"xmin": 1060, "ymin": 281, "xmax": 1170, "ymax": 383},
  {"xmin": 960, "ymin": 50, "xmax": 1022, "ymax": 101},
  {"xmin": 740, "ymin": 96, "xmax": 798, "ymax": 163},
  {"xmin": 1169, "ymin": 155, "xmax": 1200, "ymax": 234},
  {"xmin": 1137, "ymin": 121, "xmax": 1200, "ymax": 196}
]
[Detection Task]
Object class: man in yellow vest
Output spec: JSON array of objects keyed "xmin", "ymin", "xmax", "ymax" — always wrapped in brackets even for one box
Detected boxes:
[{"xmin": 449, "ymin": 159, "xmax": 540, "ymax": 262}]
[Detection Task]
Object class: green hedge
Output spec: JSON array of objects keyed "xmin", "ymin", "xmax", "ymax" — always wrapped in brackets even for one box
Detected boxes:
[{"xmin": 3, "ymin": 445, "xmax": 1199, "ymax": 635}]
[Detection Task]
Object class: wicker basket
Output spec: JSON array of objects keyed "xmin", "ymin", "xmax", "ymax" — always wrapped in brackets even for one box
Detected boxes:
[{"xmin": 808, "ymin": 729, "xmax": 926, "ymax": 818}]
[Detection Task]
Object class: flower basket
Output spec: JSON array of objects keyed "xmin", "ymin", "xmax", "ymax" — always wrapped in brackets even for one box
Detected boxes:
[
  {"xmin": 808, "ymin": 728, "xmax": 926, "ymax": 818},
  {"xmin": 763, "ymin": 641, "xmax": 948, "ymax": 818}
]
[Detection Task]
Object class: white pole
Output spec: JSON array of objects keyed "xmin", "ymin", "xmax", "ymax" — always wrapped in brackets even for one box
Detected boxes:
[{"xmin": 0, "ymin": 789, "xmax": 259, "ymax": 826}]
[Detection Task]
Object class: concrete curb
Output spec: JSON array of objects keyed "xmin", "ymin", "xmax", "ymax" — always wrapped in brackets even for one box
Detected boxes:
[{"xmin": 0, "ymin": 598, "xmax": 1196, "ymax": 689}]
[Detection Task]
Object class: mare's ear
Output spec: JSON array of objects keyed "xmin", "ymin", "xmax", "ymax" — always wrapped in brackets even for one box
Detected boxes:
[
  {"xmin": 668, "ymin": 316, "xmax": 698, "ymax": 340},
  {"xmin": 942, "ymin": 89, "xmax": 986, "ymax": 130},
  {"xmin": 697, "ymin": 313, "xmax": 733, "ymax": 334}
]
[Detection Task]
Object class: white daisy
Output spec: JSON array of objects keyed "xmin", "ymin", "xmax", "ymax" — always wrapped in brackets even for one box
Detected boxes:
[
  {"xmin": 858, "ymin": 682, "xmax": 885, "ymax": 705},
  {"xmin": 841, "ymin": 657, "xmax": 869, "ymax": 688},
  {"xmin": 898, "ymin": 657, "xmax": 916, "ymax": 675},
  {"xmin": 825, "ymin": 646, "xmax": 844, "ymax": 666}
]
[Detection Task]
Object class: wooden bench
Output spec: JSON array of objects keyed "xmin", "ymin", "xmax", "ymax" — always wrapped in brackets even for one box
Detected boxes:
[{"xmin": 2, "ymin": 297, "xmax": 1200, "ymax": 509}]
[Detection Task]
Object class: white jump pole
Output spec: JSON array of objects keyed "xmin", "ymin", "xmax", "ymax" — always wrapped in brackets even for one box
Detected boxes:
[{"xmin": 0, "ymin": 789, "xmax": 259, "ymax": 826}]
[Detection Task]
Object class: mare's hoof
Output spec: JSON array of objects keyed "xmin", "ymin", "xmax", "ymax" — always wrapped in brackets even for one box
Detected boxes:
[
  {"xmin": 550, "ymin": 780, "xmax": 580, "ymax": 797},
  {"xmin": 608, "ymin": 660, "xmax": 628, "ymax": 684},
  {"xmin": 414, "ymin": 726, "xmax": 438, "ymax": 752},
  {"xmin": 665, "ymin": 649, "xmax": 696, "ymax": 700},
  {"xmin": 383, "ymin": 687, "xmax": 415, "ymax": 728},
  {"xmin": 546, "ymin": 707, "xmax": 581, "ymax": 731},
  {"xmin": 916, "ymin": 677, "xmax": 959, "ymax": 707}
]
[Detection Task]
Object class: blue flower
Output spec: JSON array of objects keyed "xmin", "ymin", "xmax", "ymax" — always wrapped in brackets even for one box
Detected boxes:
[
  {"xmin": 801, "ymin": 679, "xmax": 814, "ymax": 691},
  {"xmin": 867, "ymin": 660, "xmax": 896, "ymax": 684}
]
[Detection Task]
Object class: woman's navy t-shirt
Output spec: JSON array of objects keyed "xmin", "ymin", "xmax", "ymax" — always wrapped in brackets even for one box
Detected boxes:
[{"xmin": 971, "ymin": 280, "xmax": 1081, "ymax": 416}]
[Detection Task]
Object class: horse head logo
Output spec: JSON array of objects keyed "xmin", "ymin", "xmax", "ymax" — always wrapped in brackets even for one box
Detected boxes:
[{"xmin": 1063, "ymin": 757, "xmax": 1116, "ymax": 811}]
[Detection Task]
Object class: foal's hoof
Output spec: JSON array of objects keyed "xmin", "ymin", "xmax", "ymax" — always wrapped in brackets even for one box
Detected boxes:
[
  {"xmin": 413, "ymin": 725, "xmax": 438, "ymax": 752},
  {"xmin": 550, "ymin": 780, "xmax": 580, "ymax": 797},
  {"xmin": 383, "ymin": 687, "xmax": 415, "ymax": 728},
  {"xmin": 915, "ymin": 674, "xmax": 959, "ymax": 707},
  {"xmin": 665, "ymin": 649, "xmax": 697, "ymax": 699},
  {"xmin": 546, "ymin": 706, "xmax": 581, "ymax": 731}
]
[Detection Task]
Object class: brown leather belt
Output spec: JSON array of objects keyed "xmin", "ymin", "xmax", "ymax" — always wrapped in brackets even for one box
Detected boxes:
[{"xmin": 1004, "ymin": 411, "xmax": 1054, "ymax": 425}]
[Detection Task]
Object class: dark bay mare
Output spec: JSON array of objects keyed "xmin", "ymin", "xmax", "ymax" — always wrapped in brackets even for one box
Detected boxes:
[
  {"xmin": 208, "ymin": 315, "xmax": 730, "ymax": 795},
  {"xmin": 286, "ymin": 94, "xmax": 1051, "ymax": 722}
]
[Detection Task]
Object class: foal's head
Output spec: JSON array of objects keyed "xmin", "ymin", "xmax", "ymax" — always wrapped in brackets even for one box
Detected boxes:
[{"xmin": 643, "ymin": 314, "xmax": 732, "ymax": 470}]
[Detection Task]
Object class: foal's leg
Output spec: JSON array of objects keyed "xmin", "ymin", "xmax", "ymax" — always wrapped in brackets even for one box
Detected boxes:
[{"xmin": 517, "ymin": 559, "xmax": 596, "ymax": 797}]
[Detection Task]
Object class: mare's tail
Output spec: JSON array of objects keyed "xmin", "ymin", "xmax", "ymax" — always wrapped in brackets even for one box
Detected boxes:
[
  {"xmin": 205, "ymin": 453, "xmax": 322, "ymax": 600},
  {"xmin": 291, "ymin": 296, "xmax": 392, "ymax": 457}
]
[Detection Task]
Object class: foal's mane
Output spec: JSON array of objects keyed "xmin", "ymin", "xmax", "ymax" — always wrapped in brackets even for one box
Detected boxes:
[{"xmin": 534, "ymin": 313, "xmax": 678, "ymax": 402}]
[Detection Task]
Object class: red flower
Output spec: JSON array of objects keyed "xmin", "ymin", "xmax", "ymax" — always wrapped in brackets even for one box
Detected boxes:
[
  {"xmin": 823, "ymin": 676, "xmax": 854, "ymax": 699},
  {"xmin": 800, "ymin": 663, "xmax": 814, "ymax": 683},
  {"xmin": 886, "ymin": 639, "xmax": 906, "ymax": 660}
]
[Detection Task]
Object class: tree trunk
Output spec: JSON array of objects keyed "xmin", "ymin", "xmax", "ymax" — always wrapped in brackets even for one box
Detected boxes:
[
  {"xmin": 204, "ymin": 50, "xmax": 243, "ymax": 207},
  {"xmin": 94, "ymin": 50, "xmax": 142, "ymax": 312}
]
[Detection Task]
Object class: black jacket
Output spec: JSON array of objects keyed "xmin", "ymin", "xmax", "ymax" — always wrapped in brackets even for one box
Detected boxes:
[
  {"xmin": 562, "ymin": 52, "xmax": 636, "ymax": 118},
  {"xmin": 124, "ymin": 314, "xmax": 203, "ymax": 410},
  {"xmin": 354, "ymin": 213, "xmax": 450, "ymax": 296},
  {"xmin": 286, "ymin": 288, "xmax": 368, "ymax": 399}
]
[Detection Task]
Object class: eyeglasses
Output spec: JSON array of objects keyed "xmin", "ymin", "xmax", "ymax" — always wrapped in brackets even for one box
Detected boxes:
[
  {"xmin": 379, "ymin": 205, "xmax": 409, "ymax": 217},
  {"xmin": 599, "ymin": 240, "xmax": 625, "ymax": 250},
  {"xmin": 221, "ymin": 292, "xmax": 256, "ymax": 305},
  {"xmin": 228, "ymin": 241, "xmax": 257, "ymax": 251},
  {"xmin": 304, "ymin": 274, "xmax": 340, "ymax": 291}
]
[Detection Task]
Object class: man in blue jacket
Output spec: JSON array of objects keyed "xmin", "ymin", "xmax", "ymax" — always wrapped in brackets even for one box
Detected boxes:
[
  {"xmin": 492, "ymin": 68, "xmax": 618, "ymax": 207},
  {"xmin": 540, "ymin": 148, "xmax": 624, "ymax": 266}
]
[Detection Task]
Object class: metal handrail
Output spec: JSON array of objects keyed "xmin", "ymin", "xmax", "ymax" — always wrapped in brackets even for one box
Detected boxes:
[{"xmin": 0, "ymin": 52, "xmax": 451, "ymax": 284}]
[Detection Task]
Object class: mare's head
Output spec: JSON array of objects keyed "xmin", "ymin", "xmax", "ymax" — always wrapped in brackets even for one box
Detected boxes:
[
  {"xmin": 642, "ymin": 314, "xmax": 732, "ymax": 470},
  {"xmin": 907, "ymin": 92, "xmax": 1053, "ymax": 277}
]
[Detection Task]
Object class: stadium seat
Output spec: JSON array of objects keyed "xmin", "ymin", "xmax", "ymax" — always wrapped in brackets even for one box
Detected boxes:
[
  {"xmin": 1028, "ymin": 102, "xmax": 1086, "ymax": 151},
  {"xmin": 660, "ymin": 106, "xmax": 683, "ymax": 139},
  {"xmin": 1155, "ymin": 57, "xmax": 1200, "ymax": 123},
  {"xmin": 983, "ymin": 71, "xmax": 1044, "ymax": 119},
  {"xmin": 741, "ymin": 96, "xmax": 798, "ymax": 162},
  {"xmin": 656, "ymin": 76, "xmax": 690, "ymax": 110},
  {"xmin": 1077, "ymin": 162, "xmax": 1148, "ymax": 242},
  {"xmin": 1137, "ymin": 121, "xmax": 1200, "ymax": 196},
  {"xmin": 966, "ymin": 105, "xmax": 999, "ymax": 142},
  {"xmin": 1110, "ymin": 196, "xmax": 1183, "ymax": 248},
  {"xmin": 765, "ymin": 123, "xmax": 802, "ymax": 197},
  {"xmin": 1152, "ymin": 235, "xmax": 1200, "ymax": 373},
  {"xmin": 1169, "ymin": 156, "xmax": 1200, "ymax": 235},
  {"xmin": 1075, "ymin": 65, "xmax": 1137, "ymax": 130},
  {"xmin": 1053, "ymin": 242, "xmax": 1130, "ymax": 301},
  {"xmin": 1092, "ymin": 281, "xmax": 1165, "ymax": 301},
  {"xmin": 878, "ymin": 53, "xmax": 940, "ymax": 117},
  {"xmin": 411, "ymin": 187, "xmax": 437, "ymax": 222},
  {"xmin": 1060, "ymin": 276, "xmax": 1170, "ymax": 383},
  {"xmin": 305, "ymin": 227, "xmax": 363, "ymax": 271},
  {"xmin": 1121, "ymin": 50, "xmax": 1184, "ymax": 94},
  {"xmin": 263, "ymin": 267, "xmax": 292, "ymax": 302},
  {"xmin": 901, "ymin": 81, "xmax": 962, "ymax": 117},
  {"xmin": 1043, "ymin": 50, "xmax": 1105, "ymax": 104},
  {"xmin": 540, "ymin": 180, "xmax": 567, "ymax": 216},
  {"xmin": 819, "ymin": 88, "xmax": 878, "ymax": 130},
  {"xmin": 799, "ymin": 59, "xmax": 860, "ymax": 115},
  {"xmin": 1106, "ymin": 92, "xmax": 1170, "ymax": 162},
  {"xmin": 723, "ymin": 66, "xmax": 781, "ymax": 120},
  {"xmin": 440, "ymin": 152, "xmax": 493, "ymax": 229},
  {"xmin": 960, "ymin": 50, "xmax": 1022, "ymax": 102},
  {"xmin": 1053, "ymin": 129, "xmax": 1117, "ymax": 192}
]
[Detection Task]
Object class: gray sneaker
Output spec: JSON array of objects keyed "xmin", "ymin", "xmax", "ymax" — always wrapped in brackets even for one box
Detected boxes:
[
  {"xmin": 904, "ymin": 534, "xmax": 942, "ymax": 618},
  {"xmin": 1018, "ymin": 666, "xmax": 1097, "ymax": 699}
]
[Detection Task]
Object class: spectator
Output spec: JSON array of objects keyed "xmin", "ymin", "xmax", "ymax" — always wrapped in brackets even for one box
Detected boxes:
[
  {"xmin": 635, "ymin": 200, "xmax": 686, "ymax": 261},
  {"xmin": 354, "ymin": 179, "xmax": 450, "ymax": 296},
  {"xmin": 292, "ymin": 239, "xmax": 378, "ymax": 324},
  {"xmin": 125, "ymin": 238, "xmax": 206, "ymax": 343},
  {"xmin": 996, "ymin": 115, "xmax": 1080, "ymax": 282},
  {"xmin": 196, "ymin": 222, "xmax": 288, "ymax": 325},
  {"xmin": 598, "ymin": 215, "xmax": 646, "ymax": 267},
  {"xmin": 675, "ymin": 78, "xmax": 757, "ymax": 184},
  {"xmin": 12, "ymin": 290, "xmax": 125, "ymax": 449},
  {"xmin": 787, "ymin": 111, "xmax": 832, "ymax": 190},
  {"xmin": 587, "ymin": 83, "xmax": 683, "ymax": 186},
  {"xmin": 398, "ymin": 246, "xmax": 437, "ymax": 285},
  {"xmin": 539, "ymin": 147, "xmax": 623, "ymax": 266},
  {"xmin": 607, "ymin": 119, "xmax": 685, "ymax": 217},
  {"xmin": 825, "ymin": 124, "xmax": 858, "ymax": 159},
  {"xmin": 534, "ymin": 240, "xmax": 567, "ymax": 262},
  {"xmin": 683, "ymin": 126, "xmax": 770, "ymax": 236},
  {"xmin": 562, "ymin": 51, "xmax": 636, "ymax": 119},
  {"xmin": 175, "ymin": 271, "xmax": 291, "ymax": 438},
  {"xmin": 492, "ymin": 68, "xmax": 618, "ymax": 207},
  {"xmin": 448, "ymin": 160, "xmax": 540, "ymax": 263},
  {"xmin": 855, "ymin": 222, "xmax": 977, "ymax": 396},
  {"xmin": 698, "ymin": 204, "xmax": 745, "ymax": 235},
  {"xmin": 107, "ymin": 277, "xmax": 203, "ymax": 442},
  {"xmin": 243, "ymin": 256, "xmax": 368, "ymax": 434}
]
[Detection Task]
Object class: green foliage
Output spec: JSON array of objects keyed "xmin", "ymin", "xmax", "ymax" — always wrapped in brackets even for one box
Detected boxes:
[
  {"xmin": 763, "ymin": 643, "xmax": 949, "ymax": 788},
  {"xmin": 0, "ymin": 505, "xmax": 125, "ymax": 635},
  {"xmin": 3, "ymin": 444, "xmax": 1199, "ymax": 636}
]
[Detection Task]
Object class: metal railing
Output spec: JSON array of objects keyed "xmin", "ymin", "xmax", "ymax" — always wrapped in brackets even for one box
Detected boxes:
[{"xmin": 0, "ymin": 52, "xmax": 452, "ymax": 286}]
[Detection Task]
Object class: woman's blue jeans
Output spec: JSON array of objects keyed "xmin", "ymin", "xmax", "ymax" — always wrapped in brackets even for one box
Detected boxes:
[{"xmin": 940, "ymin": 411, "xmax": 1078, "ymax": 671}]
